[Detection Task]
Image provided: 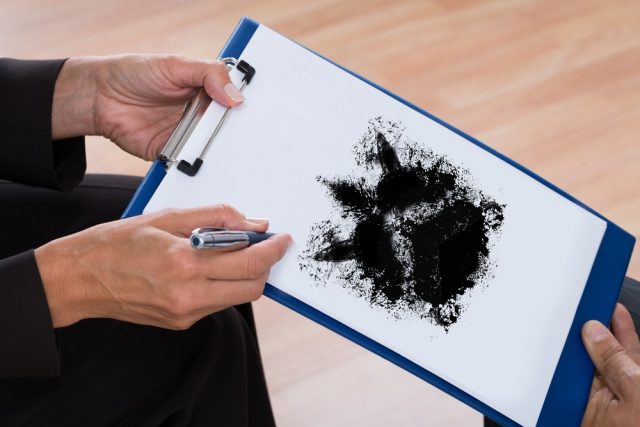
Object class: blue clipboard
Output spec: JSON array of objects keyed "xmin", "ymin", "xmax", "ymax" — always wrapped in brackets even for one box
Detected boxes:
[{"xmin": 123, "ymin": 17, "xmax": 636, "ymax": 427}]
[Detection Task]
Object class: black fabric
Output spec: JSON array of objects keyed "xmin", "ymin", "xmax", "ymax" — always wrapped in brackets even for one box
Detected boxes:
[
  {"xmin": 0, "ymin": 176, "xmax": 146, "ymax": 379},
  {"xmin": 0, "ymin": 58, "xmax": 88, "ymax": 379},
  {"xmin": 0, "ymin": 251, "xmax": 59, "ymax": 378},
  {"xmin": 0, "ymin": 175, "xmax": 141, "ymax": 380},
  {"xmin": 0, "ymin": 58, "xmax": 85, "ymax": 190},
  {"xmin": 0, "ymin": 175, "xmax": 140, "ymax": 259},
  {"xmin": 0, "ymin": 58, "xmax": 87, "ymax": 379},
  {"xmin": 0, "ymin": 175, "xmax": 275, "ymax": 426}
]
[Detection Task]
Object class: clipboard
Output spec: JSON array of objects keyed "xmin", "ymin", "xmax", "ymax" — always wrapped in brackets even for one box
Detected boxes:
[{"xmin": 122, "ymin": 17, "xmax": 636, "ymax": 427}]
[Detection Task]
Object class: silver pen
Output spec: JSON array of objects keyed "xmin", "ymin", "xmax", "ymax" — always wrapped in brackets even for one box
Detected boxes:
[{"xmin": 190, "ymin": 227, "xmax": 273, "ymax": 251}]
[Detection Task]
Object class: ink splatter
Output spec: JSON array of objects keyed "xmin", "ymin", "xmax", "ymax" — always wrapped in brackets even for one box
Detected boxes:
[{"xmin": 298, "ymin": 118, "xmax": 505, "ymax": 330}]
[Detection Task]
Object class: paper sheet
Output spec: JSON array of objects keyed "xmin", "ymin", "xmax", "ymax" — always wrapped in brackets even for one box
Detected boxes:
[{"xmin": 144, "ymin": 25, "xmax": 606, "ymax": 427}]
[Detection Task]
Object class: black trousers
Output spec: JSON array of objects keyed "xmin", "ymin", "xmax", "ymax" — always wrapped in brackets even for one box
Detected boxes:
[{"xmin": 0, "ymin": 175, "xmax": 276, "ymax": 427}]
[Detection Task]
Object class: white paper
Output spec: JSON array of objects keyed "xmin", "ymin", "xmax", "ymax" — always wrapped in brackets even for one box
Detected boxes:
[{"xmin": 144, "ymin": 25, "xmax": 606, "ymax": 427}]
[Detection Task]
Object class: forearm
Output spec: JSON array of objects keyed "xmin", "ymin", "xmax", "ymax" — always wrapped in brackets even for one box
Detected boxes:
[
  {"xmin": 34, "ymin": 232, "xmax": 96, "ymax": 328},
  {"xmin": 51, "ymin": 57, "xmax": 99, "ymax": 140}
]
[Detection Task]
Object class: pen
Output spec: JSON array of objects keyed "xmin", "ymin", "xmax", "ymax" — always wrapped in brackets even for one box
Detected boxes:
[{"xmin": 190, "ymin": 227, "xmax": 274, "ymax": 251}]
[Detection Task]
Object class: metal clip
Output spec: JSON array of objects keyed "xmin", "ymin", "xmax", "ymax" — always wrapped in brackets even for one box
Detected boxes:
[{"xmin": 158, "ymin": 58, "xmax": 256, "ymax": 177}]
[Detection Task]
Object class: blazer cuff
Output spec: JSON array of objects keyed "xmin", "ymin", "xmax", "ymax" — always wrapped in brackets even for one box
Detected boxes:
[
  {"xmin": 0, "ymin": 250, "xmax": 60, "ymax": 378},
  {"xmin": 0, "ymin": 58, "xmax": 85, "ymax": 191}
]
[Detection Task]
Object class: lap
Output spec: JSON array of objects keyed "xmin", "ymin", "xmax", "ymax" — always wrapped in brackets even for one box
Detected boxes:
[
  {"xmin": 0, "ymin": 174, "xmax": 141, "ymax": 257},
  {"xmin": 0, "ymin": 310, "xmax": 269, "ymax": 426}
]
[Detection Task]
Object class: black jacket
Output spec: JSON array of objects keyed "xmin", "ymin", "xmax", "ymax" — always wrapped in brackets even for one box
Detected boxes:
[{"xmin": 0, "ymin": 58, "xmax": 85, "ymax": 378}]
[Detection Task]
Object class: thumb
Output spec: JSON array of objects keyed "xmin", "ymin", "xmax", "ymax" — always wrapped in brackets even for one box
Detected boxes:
[
  {"xmin": 582, "ymin": 319, "xmax": 640, "ymax": 399},
  {"xmin": 170, "ymin": 56, "xmax": 244, "ymax": 107}
]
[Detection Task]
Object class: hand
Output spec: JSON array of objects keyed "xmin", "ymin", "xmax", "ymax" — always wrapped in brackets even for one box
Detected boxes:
[
  {"xmin": 34, "ymin": 204, "xmax": 292, "ymax": 330},
  {"xmin": 52, "ymin": 54, "xmax": 243, "ymax": 160},
  {"xmin": 581, "ymin": 303, "xmax": 640, "ymax": 426}
]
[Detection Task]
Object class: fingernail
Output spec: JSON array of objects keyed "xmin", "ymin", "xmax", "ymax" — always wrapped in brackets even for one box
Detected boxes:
[
  {"xmin": 584, "ymin": 321, "xmax": 609, "ymax": 343},
  {"xmin": 224, "ymin": 83, "xmax": 244, "ymax": 102},
  {"xmin": 247, "ymin": 217, "xmax": 269, "ymax": 225}
]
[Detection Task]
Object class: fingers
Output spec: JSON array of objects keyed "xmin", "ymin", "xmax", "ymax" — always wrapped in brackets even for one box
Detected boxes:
[
  {"xmin": 149, "ymin": 234, "xmax": 291, "ymax": 330},
  {"xmin": 611, "ymin": 303, "xmax": 640, "ymax": 364},
  {"xmin": 151, "ymin": 204, "xmax": 269, "ymax": 236},
  {"xmin": 202, "ymin": 62, "xmax": 245, "ymax": 107},
  {"xmin": 159, "ymin": 271, "xmax": 271, "ymax": 330},
  {"xmin": 199, "ymin": 271, "xmax": 272, "ymax": 308},
  {"xmin": 582, "ymin": 319, "xmax": 640, "ymax": 399},
  {"xmin": 588, "ymin": 375, "xmax": 605, "ymax": 399},
  {"xmin": 138, "ymin": 205, "xmax": 292, "ymax": 331},
  {"xmin": 193, "ymin": 233, "xmax": 293, "ymax": 280},
  {"xmin": 168, "ymin": 56, "xmax": 243, "ymax": 108}
]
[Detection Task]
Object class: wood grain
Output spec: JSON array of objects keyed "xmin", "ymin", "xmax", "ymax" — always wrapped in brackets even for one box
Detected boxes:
[{"xmin": 2, "ymin": 0, "xmax": 638, "ymax": 425}]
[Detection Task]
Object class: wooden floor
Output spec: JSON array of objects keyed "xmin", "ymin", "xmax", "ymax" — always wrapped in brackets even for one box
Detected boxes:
[{"xmin": 2, "ymin": 0, "xmax": 639, "ymax": 425}]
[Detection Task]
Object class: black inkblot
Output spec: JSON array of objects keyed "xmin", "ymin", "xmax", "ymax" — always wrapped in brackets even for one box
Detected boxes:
[{"xmin": 298, "ymin": 118, "xmax": 505, "ymax": 330}]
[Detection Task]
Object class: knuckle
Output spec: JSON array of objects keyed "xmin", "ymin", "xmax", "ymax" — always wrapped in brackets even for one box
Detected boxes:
[
  {"xmin": 247, "ymin": 280, "xmax": 266, "ymax": 301},
  {"xmin": 179, "ymin": 256, "xmax": 200, "ymax": 281},
  {"xmin": 169, "ymin": 249, "xmax": 200, "ymax": 281},
  {"xmin": 212, "ymin": 60, "xmax": 229, "ymax": 74},
  {"xmin": 244, "ymin": 254, "xmax": 264, "ymax": 279},
  {"xmin": 631, "ymin": 367, "xmax": 640, "ymax": 382},
  {"xmin": 620, "ymin": 366, "xmax": 640, "ymax": 386},
  {"xmin": 169, "ymin": 54, "xmax": 189, "ymax": 65},
  {"xmin": 164, "ymin": 241, "xmax": 182, "ymax": 258},
  {"xmin": 160, "ymin": 207, "xmax": 181, "ymax": 218},
  {"xmin": 167, "ymin": 316, "xmax": 194, "ymax": 331},
  {"xmin": 163, "ymin": 289, "xmax": 194, "ymax": 318},
  {"xmin": 600, "ymin": 344, "xmax": 627, "ymax": 370},
  {"xmin": 217, "ymin": 203, "xmax": 242, "ymax": 220},
  {"xmin": 153, "ymin": 208, "xmax": 180, "ymax": 225}
]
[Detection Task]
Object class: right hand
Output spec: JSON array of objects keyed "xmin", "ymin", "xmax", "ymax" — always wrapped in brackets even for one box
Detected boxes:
[
  {"xmin": 52, "ymin": 54, "xmax": 243, "ymax": 160},
  {"xmin": 34, "ymin": 204, "xmax": 292, "ymax": 330},
  {"xmin": 581, "ymin": 303, "xmax": 640, "ymax": 426}
]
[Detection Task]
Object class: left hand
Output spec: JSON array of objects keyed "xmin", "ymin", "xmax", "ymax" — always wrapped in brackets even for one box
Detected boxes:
[
  {"xmin": 35, "ymin": 204, "xmax": 291, "ymax": 329},
  {"xmin": 52, "ymin": 54, "xmax": 244, "ymax": 160},
  {"xmin": 581, "ymin": 303, "xmax": 640, "ymax": 426}
]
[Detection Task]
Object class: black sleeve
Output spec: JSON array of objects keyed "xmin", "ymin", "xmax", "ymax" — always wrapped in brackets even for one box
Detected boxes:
[
  {"xmin": 0, "ymin": 58, "xmax": 85, "ymax": 190},
  {"xmin": 0, "ymin": 58, "xmax": 87, "ymax": 378},
  {"xmin": 0, "ymin": 251, "xmax": 60, "ymax": 378}
]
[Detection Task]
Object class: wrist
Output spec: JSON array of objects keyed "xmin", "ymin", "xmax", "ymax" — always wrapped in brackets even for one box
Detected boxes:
[
  {"xmin": 34, "ymin": 234, "xmax": 95, "ymax": 328},
  {"xmin": 51, "ymin": 57, "xmax": 100, "ymax": 140}
]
